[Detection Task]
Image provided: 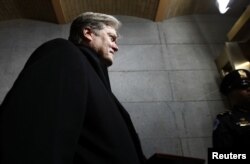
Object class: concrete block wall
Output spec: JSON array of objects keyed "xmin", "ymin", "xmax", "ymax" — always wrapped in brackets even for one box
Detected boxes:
[
  {"xmin": 0, "ymin": 14, "xmax": 237, "ymax": 162},
  {"xmin": 111, "ymin": 15, "xmax": 236, "ymax": 160}
]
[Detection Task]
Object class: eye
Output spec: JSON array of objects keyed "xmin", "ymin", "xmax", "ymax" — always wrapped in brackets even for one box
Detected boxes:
[
  {"xmin": 108, "ymin": 34, "xmax": 117, "ymax": 42},
  {"xmin": 110, "ymin": 36, "xmax": 115, "ymax": 42}
]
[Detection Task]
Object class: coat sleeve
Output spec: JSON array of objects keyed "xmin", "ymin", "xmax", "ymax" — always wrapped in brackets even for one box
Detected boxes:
[
  {"xmin": 212, "ymin": 116, "xmax": 234, "ymax": 149},
  {"xmin": 0, "ymin": 39, "xmax": 88, "ymax": 164}
]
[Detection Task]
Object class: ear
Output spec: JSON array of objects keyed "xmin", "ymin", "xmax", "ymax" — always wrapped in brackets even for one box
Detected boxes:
[{"xmin": 82, "ymin": 27, "xmax": 94, "ymax": 41}]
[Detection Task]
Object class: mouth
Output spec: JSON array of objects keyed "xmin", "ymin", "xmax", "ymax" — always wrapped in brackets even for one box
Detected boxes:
[{"xmin": 109, "ymin": 51, "xmax": 114, "ymax": 55}]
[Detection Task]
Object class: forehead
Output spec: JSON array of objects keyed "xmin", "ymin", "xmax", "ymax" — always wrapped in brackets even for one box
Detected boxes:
[{"xmin": 101, "ymin": 25, "xmax": 118, "ymax": 36}]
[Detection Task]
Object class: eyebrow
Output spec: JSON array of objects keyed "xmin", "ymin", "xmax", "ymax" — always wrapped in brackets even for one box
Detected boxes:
[
  {"xmin": 108, "ymin": 32, "xmax": 118, "ymax": 38},
  {"xmin": 107, "ymin": 32, "xmax": 119, "ymax": 41}
]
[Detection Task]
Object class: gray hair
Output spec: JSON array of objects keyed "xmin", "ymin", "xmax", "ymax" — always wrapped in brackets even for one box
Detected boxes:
[{"xmin": 68, "ymin": 12, "xmax": 121, "ymax": 44}]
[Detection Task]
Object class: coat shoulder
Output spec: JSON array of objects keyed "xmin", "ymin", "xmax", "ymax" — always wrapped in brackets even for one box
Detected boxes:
[
  {"xmin": 216, "ymin": 110, "xmax": 232, "ymax": 119},
  {"xmin": 24, "ymin": 38, "xmax": 87, "ymax": 69}
]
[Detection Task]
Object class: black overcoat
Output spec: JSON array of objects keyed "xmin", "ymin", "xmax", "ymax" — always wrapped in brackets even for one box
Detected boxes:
[
  {"xmin": 213, "ymin": 107, "xmax": 250, "ymax": 149},
  {"xmin": 0, "ymin": 38, "xmax": 145, "ymax": 164}
]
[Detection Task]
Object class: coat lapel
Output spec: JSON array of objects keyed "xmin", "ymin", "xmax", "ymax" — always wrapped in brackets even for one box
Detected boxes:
[{"xmin": 77, "ymin": 45, "xmax": 111, "ymax": 92}]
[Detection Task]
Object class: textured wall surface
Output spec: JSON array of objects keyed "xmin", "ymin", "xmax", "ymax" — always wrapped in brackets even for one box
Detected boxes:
[{"xmin": 0, "ymin": 14, "xmax": 236, "ymax": 162}]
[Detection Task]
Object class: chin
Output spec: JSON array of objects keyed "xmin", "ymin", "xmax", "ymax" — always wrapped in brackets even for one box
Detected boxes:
[
  {"xmin": 106, "ymin": 56, "xmax": 114, "ymax": 65},
  {"xmin": 106, "ymin": 61, "xmax": 113, "ymax": 66},
  {"xmin": 104, "ymin": 58, "xmax": 113, "ymax": 66}
]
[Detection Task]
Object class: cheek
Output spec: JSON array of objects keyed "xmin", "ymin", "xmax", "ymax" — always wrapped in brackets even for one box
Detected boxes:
[
  {"xmin": 104, "ymin": 41, "xmax": 111, "ymax": 50},
  {"xmin": 100, "ymin": 43, "xmax": 109, "ymax": 55}
]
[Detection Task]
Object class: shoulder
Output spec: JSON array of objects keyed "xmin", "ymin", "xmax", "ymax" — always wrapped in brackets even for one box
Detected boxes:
[
  {"xmin": 43, "ymin": 38, "xmax": 72, "ymax": 45},
  {"xmin": 30, "ymin": 38, "xmax": 83, "ymax": 58},
  {"xmin": 38, "ymin": 38, "xmax": 78, "ymax": 53},
  {"xmin": 24, "ymin": 38, "xmax": 88, "ymax": 69},
  {"xmin": 216, "ymin": 110, "xmax": 232, "ymax": 118},
  {"xmin": 27, "ymin": 38, "xmax": 78, "ymax": 60},
  {"xmin": 218, "ymin": 110, "xmax": 232, "ymax": 116},
  {"xmin": 213, "ymin": 110, "xmax": 232, "ymax": 130}
]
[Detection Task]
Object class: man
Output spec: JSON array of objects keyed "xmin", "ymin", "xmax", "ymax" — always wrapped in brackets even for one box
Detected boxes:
[
  {"xmin": 213, "ymin": 69, "xmax": 250, "ymax": 149},
  {"xmin": 0, "ymin": 12, "xmax": 146, "ymax": 164}
]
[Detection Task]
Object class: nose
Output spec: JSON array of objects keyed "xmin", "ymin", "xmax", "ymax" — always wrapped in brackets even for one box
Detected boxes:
[{"xmin": 112, "ymin": 43, "xmax": 119, "ymax": 52}]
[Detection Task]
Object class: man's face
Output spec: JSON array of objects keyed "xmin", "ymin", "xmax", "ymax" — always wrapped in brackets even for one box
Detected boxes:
[
  {"xmin": 229, "ymin": 86, "xmax": 250, "ymax": 105},
  {"xmin": 87, "ymin": 25, "xmax": 119, "ymax": 66}
]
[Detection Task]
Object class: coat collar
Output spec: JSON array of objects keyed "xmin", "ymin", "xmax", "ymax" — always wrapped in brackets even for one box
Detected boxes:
[{"xmin": 76, "ymin": 45, "xmax": 111, "ymax": 92}]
